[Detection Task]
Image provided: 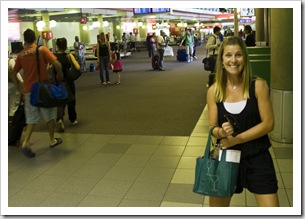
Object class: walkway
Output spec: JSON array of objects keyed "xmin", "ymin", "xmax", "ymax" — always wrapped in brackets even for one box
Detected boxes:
[{"xmin": 6, "ymin": 45, "xmax": 293, "ymax": 215}]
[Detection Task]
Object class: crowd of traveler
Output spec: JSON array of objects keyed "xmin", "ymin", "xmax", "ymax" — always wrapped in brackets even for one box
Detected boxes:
[{"xmin": 9, "ymin": 26, "xmax": 257, "ymax": 155}]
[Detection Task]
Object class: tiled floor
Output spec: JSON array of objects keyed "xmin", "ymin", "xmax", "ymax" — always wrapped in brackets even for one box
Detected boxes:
[{"xmin": 6, "ymin": 105, "xmax": 294, "ymax": 214}]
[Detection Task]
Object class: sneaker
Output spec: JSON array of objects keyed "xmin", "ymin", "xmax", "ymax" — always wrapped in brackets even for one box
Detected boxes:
[
  {"xmin": 21, "ymin": 147, "xmax": 36, "ymax": 158},
  {"xmin": 188, "ymin": 60, "xmax": 190, "ymax": 63},
  {"xmin": 115, "ymin": 82, "xmax": 120, "ymax": 85},
  {"xmin": 71, "ymin": 120, "xmax": 78, "ymax": 126},
  {"xmin": 101, "ymin": 82, "xmax": 107, "ymax": 85},
  {"xmin": 57, "ymin": 120, "xmax": 65, "ymax": 133},
  {"xmin": 107, "ymin": 81, "xmax": 111, "ymax": 84},
  {"xmin": 193, "ymin": 56, "xmax": 197, "ymax": 59}
]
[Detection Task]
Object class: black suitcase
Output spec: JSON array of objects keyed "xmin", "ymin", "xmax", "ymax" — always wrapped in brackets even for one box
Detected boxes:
[
  {"xmin": 177, "ymin": 49, "xmax": 188, "ymax": 62},
  {"xmin": 152, "ymin": 55, "xmax": 160, "ymax": 70},
  {"xmin": 8, "ymin": 103, "xmax": 26, "ymax": 146}
]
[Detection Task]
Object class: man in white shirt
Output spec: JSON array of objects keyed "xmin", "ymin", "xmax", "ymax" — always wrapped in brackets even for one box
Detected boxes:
[
  {"xmin": 74, "ymin": 36, "xmax": 86, "ymax": 72},
  {"xmin": 157, "ymin": 30, "xmax": 167, "ymax": 71},
  {"xmin": 129, "ymin": 32, "xmax": 136, "ymax": 52}
]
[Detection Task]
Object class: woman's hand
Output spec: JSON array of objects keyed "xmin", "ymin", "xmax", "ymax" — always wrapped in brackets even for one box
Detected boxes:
[
  {"xmin": 219, "ymin": 137, "xmax": 236, "ymax": 149},
  {"xmin": 221, "ymin": 121, "xmax": 234, "ymax": 136},
  {"xmin": 219, "ymin": 122, "xmax": 241, "ymax": 149}
]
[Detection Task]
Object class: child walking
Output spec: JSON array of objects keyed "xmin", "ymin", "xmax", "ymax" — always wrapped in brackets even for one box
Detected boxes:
[{"xmin": 112, "ymin": 45, "xmax": 123, "ymax": 85}]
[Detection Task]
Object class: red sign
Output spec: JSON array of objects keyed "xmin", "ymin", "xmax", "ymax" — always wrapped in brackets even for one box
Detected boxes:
[
  {"xmin": 215, "ymin": 13, "xmax": 240, "ymax": 20},
  {"xmin": 42, "ymin": 31, "xmax": 53, "ymax": 40}
]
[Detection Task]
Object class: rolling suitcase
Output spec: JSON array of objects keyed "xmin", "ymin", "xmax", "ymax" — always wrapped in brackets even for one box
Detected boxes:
[
  {"xmin": 152, "ymin": 54, "xmax": 160, "ymax": 70},
  {"xmin": 177, "ymin": 49, "xmax": 188, "ymax": 62},
  {"xmin": 8, "ymin": 101, "xmax": 26, "ymax": 146}
]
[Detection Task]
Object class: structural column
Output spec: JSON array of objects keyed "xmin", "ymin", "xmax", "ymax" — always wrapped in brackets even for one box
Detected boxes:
[
  {"xmin": 255, "ymin": 8, "xmax": 265, "ymax": 43},
  {"xmin": 97, "ymin": 16, "xmax": 104, "ymax": 35},
  {"xmin": 40, "ymin": 12, "xmax": 51, "ymax": 48},
  {"xmin": 79, "ymin": 24, "xmax": 91, "ymax": 45},
  {"xmin": 113, "ymin": 21, "xmax": 122, "ymax": 42},
  {"xmin": 269, "ymin": 8, "xmax": 293, "ymax": 143}
]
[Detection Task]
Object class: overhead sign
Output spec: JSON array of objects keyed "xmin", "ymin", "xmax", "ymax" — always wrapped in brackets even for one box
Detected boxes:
[
  {"xmin": 240, "ymin": 18, "xmax": 252, "ymax": 24},
  {"xmin": 133, "ymin": 8, "xmax": 170, "ymax": 15},
  {"xmin": 215, "ymin": 13, "xmax": 239, "ymax": 20},
  {"xmin": 42, "ymin": 31, "xmax": 53, "ymax": 40},
  {"xmin": 240, "ymin": 8, "xmax": 255, "ymax": 16}
]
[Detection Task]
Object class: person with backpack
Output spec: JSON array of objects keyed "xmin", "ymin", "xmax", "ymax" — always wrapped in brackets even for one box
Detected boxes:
[
  {"xmin": 54, "ymin": 38, "xmax": 80, "ymax": 132},
  {"xmin": 11, "ymin": 29, "xmax": 64, "ymax": 158},
  {"xmin": 205, "ymin": 26, "xmax": 222, "ymax": 87}
]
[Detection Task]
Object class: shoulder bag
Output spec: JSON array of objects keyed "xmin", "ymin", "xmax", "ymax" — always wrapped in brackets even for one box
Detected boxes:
[
  {"xmin": 202, "ymin": 35, "xmax": 217, "ymax": 71},
  {"xmin": 67, "ymin": 53, "xmax": 81, "ymax": 81},
  {"xmin": 30, "ymin": 46, "xmax": 74, "ymax": 108},
  {"xmin": 193, "ymin": 126, "xmax": 240, "ymax": 197}
]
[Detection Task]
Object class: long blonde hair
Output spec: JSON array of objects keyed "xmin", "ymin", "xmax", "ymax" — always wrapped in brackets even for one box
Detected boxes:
[
  {"xmin": 98, "ymin": 32, "xmax": 108, "ymax": 45},
  {"xmin": 213, "ymin": 36, "xmax": 253, "ymax": 102}
]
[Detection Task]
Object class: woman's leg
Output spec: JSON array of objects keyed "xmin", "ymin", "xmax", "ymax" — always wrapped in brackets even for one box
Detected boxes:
[
  {"xmin": 56, "ymin": 105, "xmax": 65, "ymax": 132},
  {"xmin": 209, "ymin": 196, "xmax": 232, "ymax": 207},
  {"xmin": 104, "ymin": 57, "xmax": 110, "ymax": 82},
  {"xmin": 117, "ymin": 73, "xmax": 121, "ymax": 84},
  {"xmin": 67, "ymin": 82, "xmax": 77, "ymax": 123},
  {"xmin": 99, "ymin": 57, "xmax": 105, "ymax": 83},
  {"xmin": 254, "ymin": 193, "xmax": 279, "ymax": 207}
]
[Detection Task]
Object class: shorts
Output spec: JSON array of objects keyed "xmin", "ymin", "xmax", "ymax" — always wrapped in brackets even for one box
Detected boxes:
[
  {"xmin": 24, "ymin": 93, "xmax": 57, "ymax": 124},
  {"xmin": 185, "ymin": 45, "xmax": 194, "ymax": 55},
  {"xmin": 235, "ymin": 149, "xmax": 278, "ymax": 194}
]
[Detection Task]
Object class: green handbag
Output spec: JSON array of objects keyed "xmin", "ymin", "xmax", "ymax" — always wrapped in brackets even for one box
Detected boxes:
[{"xmin": 193, "ymin": 126, "xmax": 240, "ymax": 197}]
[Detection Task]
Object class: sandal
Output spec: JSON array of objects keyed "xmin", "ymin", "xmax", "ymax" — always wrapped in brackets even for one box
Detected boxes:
[
  {"xmin": 50, "ymin": 138, "xmax": 63, "ymax": 148},
  {"xmin": 21, "ymin": 147, "xmax": 36, "ymax": 158}
]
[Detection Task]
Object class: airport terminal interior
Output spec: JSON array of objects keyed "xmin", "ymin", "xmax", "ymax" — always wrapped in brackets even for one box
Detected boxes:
[{"xmin": 5, "ymin": 7, "xmax": 296, "ymax": 214}]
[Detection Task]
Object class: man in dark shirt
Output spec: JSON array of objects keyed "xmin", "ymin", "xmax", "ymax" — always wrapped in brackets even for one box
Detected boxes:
[{"xmin": 243, "ymin": 25, "xmax": 256, "ymax": 47}]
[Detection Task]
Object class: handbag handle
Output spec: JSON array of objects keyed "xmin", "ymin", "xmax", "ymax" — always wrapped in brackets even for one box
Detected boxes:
[{"xmin": 203, "ymin": 126, "xmax": 217, "ymax": 157}]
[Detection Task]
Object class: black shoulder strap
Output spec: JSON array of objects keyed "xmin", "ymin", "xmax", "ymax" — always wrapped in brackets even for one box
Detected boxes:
[
  {"xmin": 212, "ymin": 35, "xmax": 216, "ymax": 44},
  {"xmin": 212, "ymin": 35, "xmax": 216, "ymax": 54},
  {"xmin": 36, "ymin": 45, "xmax": 41, "ymax": 80}
]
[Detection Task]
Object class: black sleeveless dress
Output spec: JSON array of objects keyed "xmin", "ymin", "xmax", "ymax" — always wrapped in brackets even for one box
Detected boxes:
[{"xmin": 216, "ymin": 78, "xmax": 277, "ymax": 193}]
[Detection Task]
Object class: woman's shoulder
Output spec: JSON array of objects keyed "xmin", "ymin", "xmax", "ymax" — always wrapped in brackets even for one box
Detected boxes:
[
  {"xmin": 207, "ymin": 84, "xmax": 216, "ymax": 97},
  {"xmin": 253, "ymin": 77, "xmax": 269, "ymax": 95},
  {"xmin": 253, "ymin": 76, "xmax": 267, "ymax": 86}
]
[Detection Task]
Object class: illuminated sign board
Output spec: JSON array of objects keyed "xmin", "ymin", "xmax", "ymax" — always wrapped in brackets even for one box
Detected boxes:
[
  {"xmin": 133, "ymin": 8, "xmax": 151, "ymax": 14},
  {"xmin": 240, "ymin": 18, "xmax": 252, "ymax": 24},
  {"xmin": 240, "ymin": 8, "xmax": 255, "ymax": 16},
  {"xmin": 151, "ymin": 8, "xmax": 170, "ymax": 13},
  {"xmin": 133, "ymin": 8, "xmax": 170, "ymax": 15}
]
